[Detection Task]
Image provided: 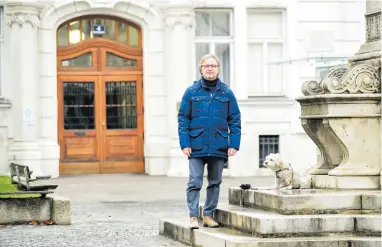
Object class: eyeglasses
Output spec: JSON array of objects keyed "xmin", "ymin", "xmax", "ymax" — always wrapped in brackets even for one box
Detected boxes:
[{"xmin": 201, "ymin": 64, "xmax": 219, "ymax": 69}]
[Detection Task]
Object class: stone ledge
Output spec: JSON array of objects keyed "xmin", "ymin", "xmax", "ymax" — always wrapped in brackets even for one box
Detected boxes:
[
  {"xmin": 229, "ymin": 187, "xmax": 381, "ymax": 215},
  {"xmin": 0, "ymin": 194, "xmax": 71, "ymax": 225},
  {"xmin": 159, "ymin": 218, "xmax": 382, "ymax": 247},
  {"xmin": 203, "ymin": 204, "xmax": 381, "ymax": 237}
]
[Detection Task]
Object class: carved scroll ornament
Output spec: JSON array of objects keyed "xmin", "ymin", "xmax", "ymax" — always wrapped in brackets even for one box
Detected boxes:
[{"xmin": 302, "ymin": 64, "xmax": 380, "ymax": 95}]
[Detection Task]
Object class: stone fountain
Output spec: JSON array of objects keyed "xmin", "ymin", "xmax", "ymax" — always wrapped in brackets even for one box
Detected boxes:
[{"xmin": 296, "ymin": 0, "xmax": 381, "ymax": 190}]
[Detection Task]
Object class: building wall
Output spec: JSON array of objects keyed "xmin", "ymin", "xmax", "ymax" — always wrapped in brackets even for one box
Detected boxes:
[{"xmin": 0, "ymin": 0, "xmax": 366, "ymax": 177}]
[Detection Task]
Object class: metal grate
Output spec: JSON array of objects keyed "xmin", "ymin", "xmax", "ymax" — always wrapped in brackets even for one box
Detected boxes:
[
  {"xmin": 63, "ymin": 82, "xmax": 95, "ymax": 130},
  {"xmin": 106, "ymin": 81, "xmax": 137, "ymax": 129},
  {"xmin": 259, "ymin": 135, "xmax": 279, "ymax": 167}
]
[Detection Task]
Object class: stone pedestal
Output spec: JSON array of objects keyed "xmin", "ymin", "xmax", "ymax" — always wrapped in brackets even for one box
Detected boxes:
[
  {"xmin": 297, "ymin": 65, "xmax": 381, "ymax": 189},
  {"xmin": 6, "ymin": 3, "xmax": 44, "ymax": 177},
  {"xmin": 164, "ymin": 8, "xmax": 194, "ymax": 177}
]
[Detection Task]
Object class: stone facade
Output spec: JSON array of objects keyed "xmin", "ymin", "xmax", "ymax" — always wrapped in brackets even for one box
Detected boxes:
[{"xmin": 0, "ymin": 0, "xmax": 367, "ymax": 177}]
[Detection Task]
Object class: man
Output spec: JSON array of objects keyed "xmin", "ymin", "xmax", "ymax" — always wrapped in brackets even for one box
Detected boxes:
[{"xmin": 177, "ymin": 54, "xmax": 241, "ymax": 229}]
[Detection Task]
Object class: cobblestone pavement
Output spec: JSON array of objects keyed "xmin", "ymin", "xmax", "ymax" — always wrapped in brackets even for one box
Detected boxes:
[{"xmin": 0, "ymin": 173, "xmax": 272, "ymax": 247}]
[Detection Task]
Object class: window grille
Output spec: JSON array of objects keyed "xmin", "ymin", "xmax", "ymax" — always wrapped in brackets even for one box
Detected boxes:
[{"xmin": 259, "ymin": 135, "xmax": 279, "ymax": 167}]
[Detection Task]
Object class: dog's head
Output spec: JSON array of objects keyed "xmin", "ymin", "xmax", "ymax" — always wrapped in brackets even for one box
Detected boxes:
[{"xmin": 263, "ymin": 153, "xmax": 283, "ymax": 171}]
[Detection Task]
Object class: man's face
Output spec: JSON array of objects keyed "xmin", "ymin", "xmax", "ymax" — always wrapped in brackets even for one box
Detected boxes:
[{"xmin": 201, "ymin": 58, "xmax": 220, "ymax": 81}]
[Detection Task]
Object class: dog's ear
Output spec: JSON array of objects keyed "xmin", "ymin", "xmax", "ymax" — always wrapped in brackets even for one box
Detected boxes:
[{"xmin": 275, "ymin": 153, "xmax": 281, "ymax": 159}]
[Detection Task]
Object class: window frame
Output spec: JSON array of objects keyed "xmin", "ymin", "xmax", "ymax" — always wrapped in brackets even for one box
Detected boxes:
[
  {"xmin": 193, "ymin": 9, "xmax": 234, "ymax": 86},
  {"xmin": 247, "ymin": 8, "xmax": 286, "ymax": 97}
]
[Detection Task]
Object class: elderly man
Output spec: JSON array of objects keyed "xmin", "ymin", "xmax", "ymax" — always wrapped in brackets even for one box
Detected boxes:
[{"xmin": 177, "ymin": 54, "xmax": 241, "ymax": 229}]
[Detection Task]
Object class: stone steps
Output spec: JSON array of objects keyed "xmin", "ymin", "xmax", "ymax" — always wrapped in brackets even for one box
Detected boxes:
[
  {"xmin": 201, "ymin": 203, "xmax": 381, "ymax": 237},
  {"xmin": 160, "ymin": 218, "xmax": 382, "ymax": 247},
  {"xmin": 228, "ymin": 188, "xmax": 381, "ymax": 215}
]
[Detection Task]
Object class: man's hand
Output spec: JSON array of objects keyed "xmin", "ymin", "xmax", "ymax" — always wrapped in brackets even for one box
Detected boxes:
[
  {"xmin": 228, "ymin": 148, "xmax": 238, "ymax": 157},
  {"xmin": 182, "ymin": 147, "xmax": 192, "ymax": 157}
]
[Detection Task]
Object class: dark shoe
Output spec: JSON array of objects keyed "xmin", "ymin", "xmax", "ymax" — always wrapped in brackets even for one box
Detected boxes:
[
  {"xmin": 203, "ymin": 216, "xmax": 219, "ymax": 228},
  {"xmin": 189, "ymin": 217, "xmax": 199, "ymax": 229}
]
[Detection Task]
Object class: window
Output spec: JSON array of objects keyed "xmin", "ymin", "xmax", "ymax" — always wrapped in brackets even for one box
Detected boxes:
[
  {"xmin": 0, "ymin": 5, "xmax": 4, "ymax": 96},
  {"xmin": 315, "ymin": 58, "xmax": 348, "ymax": 80},
  {"xmin": 194, "ymin": 10, "xmax": 233, "ymax": 86},
  {"xmin": 259, "ymin": 135, "xmax": 279, "ymax": 168},
  {"xmin": 57, "ymin": 17, "xmax": 140, "ymax": 48},
  {"xmin": 247, "ymin": 9, "xmax": 285, "ymax": 96}
]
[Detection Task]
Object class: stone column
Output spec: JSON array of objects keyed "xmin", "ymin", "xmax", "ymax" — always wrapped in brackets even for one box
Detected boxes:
[
  {"xmin": 6, "ymin": 3, "xmax": 44, "ymax": 177},
  {"xmin": 164, "ymin": 8, "xmax": 195, "ymax": 177},
  {"xmin": 349, "ymin": 0, "xmax": 381, "ymax": 67},
  {"xmin": 0, "ymin": 98, "xmax": 11, "ymax": 175},
  {"xmin": 348, "ymin": 0, "xmax": 382, "ymax": 187}
]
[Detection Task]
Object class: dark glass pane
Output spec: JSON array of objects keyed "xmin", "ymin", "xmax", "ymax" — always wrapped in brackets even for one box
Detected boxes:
[
  {"xmin": 105, "ymin": 81, "xmax": 137, "ymax": 129},
  {"xmin": 63, "ymin": 82, "xmax": 95, "ymax": 130},
  {"xmin": 106, "ymin": 52, "xmax": 137, "ymax": 67},
  {"xmin": 62, "ymin": 53, "xmax": 92, "ymax": 67},
  {"xmin": 58, "ymin": 24, "xmax": 69, "ymax": 47}
]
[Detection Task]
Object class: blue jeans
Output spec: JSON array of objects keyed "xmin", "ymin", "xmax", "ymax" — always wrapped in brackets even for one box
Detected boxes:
[{"xmin": 186, "ymin": 157, "xmax": 225, "ymax": 217}]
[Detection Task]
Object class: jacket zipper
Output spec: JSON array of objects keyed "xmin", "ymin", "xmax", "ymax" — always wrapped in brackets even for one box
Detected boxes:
[{"xmin": 208, "ymin": 93, "xmax": 213, "ymax": 156}]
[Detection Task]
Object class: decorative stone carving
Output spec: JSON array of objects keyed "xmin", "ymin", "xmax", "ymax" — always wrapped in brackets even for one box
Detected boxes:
[
  {"xmin": 6, "ymin": 13, "xmax": 40, "ymax": 28},
  {"xmin": 302, "ymin": 64, "xmax": 380, "ymax": 96},
  {"xmin": 7, "ymin": 13, "xmax": 40, "ymax": 27},
  {"xmin": 165, "ymin": 11, "xmax": 195, "ymax": 29},
  {"xmin": 366, "ymin": 12, "xmax": 381, "ymax": 43}
]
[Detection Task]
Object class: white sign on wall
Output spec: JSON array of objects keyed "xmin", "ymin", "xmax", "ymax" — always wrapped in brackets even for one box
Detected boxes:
[{"xmin": 22, "ymin": 108, "xmax": 34, "ymax": 126}]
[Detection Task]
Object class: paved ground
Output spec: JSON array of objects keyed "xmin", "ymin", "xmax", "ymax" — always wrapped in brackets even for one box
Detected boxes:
[{"xmin": 0, "ymin": 173, "xmax": 273, "ymax": 247}]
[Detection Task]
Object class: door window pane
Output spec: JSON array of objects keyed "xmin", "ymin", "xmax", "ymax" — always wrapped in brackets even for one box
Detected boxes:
[
  {"xmin": 62, "ymin": 53, "xmax": 92, "ymax": 67},
  {"xmin": 81, "ymin": 19, "xmax": 92, "ymax": 40},
  {"xmin": 105, "ymin": 81, "xmax": 137, "ymax": 129},
  {"xmin": 129, "ymin": 26, "xmax": 139, "ymax": 47},
  {"xmin": 58, "ymin": 24, "xmax": 69, "ymax": 47},
  {"xmin": 118, "ymin": 22, "xmax": 128, "ymax": 44},
  {"xmin": 195, "ymin": 43, "xmax": 210, "ymax": 79},
  {"xmin": 107, "ymin": 52, "xmax": 137, "ymax": 67},
  {"xmin": 63, "ymin": 82, "xmax": 95, "ymax": 130},
  {"xmin": 104, "ymin": 20, "xmax": 116, "ymax": 40},
  {"xmin": 215, "ymin": 44, "xmax": 230, "ymax": 85},
  {"xmin": 69, "ymin": 21, "xmax": 81, "ymax": 45}
]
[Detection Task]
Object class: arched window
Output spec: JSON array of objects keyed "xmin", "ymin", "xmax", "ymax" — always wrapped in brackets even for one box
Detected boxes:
[{"xmin": 57, "ymin": 17, "xmax": 141, "ymax": 48}]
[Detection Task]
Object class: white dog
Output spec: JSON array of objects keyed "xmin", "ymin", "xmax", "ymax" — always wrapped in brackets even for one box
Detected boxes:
[{"xmin": 261, "ymin": 153, "xmax": 311, "ymax": 190}]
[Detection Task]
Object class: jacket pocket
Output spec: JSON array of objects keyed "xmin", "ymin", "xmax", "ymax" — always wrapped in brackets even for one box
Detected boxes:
[
  {"xmin": 189, "ymin": 128, "xmax": 204, "ymax": 151},
  {"xmin": 214, "ymin": 96, "xmax": 229, "ymax": 113},
  {"xmin": 216, "ymin": 129, "xmax": 229, "ymax": 152},
  {"xmin": 191, "ymin": 96, "xmax": 206, "ymax": 112}
]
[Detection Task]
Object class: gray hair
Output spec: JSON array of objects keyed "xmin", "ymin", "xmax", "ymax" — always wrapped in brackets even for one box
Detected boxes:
[{"xmin": 198, "ymin": 54, "xmax": 221, "ymax": 74}]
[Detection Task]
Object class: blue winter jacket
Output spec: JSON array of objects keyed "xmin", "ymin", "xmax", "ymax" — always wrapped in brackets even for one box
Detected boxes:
[{"xmin": 177, "ymin": 78, "xmax": 241, "ymax": 160}]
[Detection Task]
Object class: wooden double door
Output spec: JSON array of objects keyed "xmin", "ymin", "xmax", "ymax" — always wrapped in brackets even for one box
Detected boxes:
[{"xmin": 57, "ymin": 42, "xmax": 144, "ymax": 174}]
